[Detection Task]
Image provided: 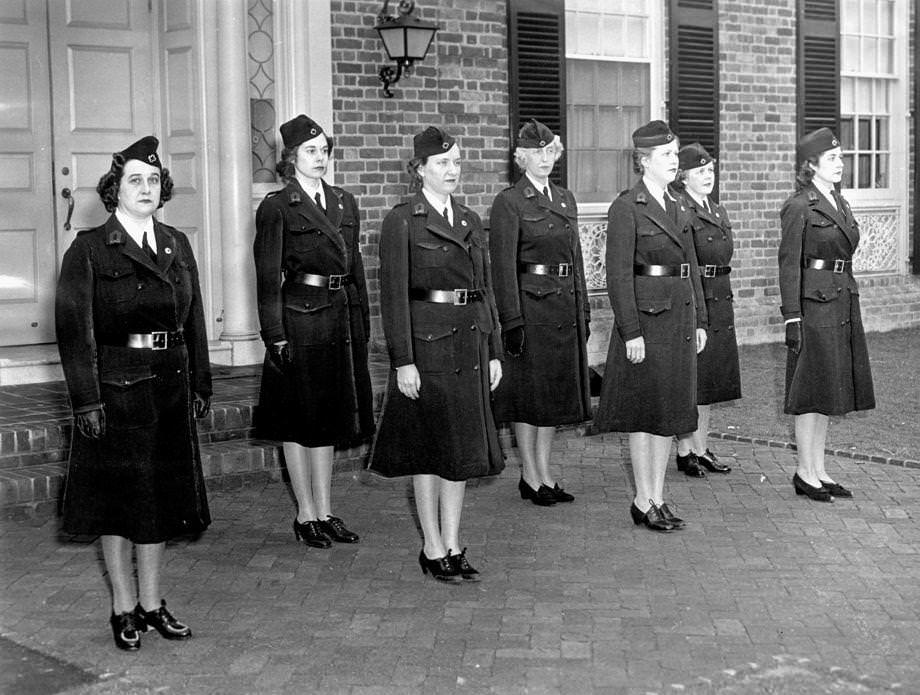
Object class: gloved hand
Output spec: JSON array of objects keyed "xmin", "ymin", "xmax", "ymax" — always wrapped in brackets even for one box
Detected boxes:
[
  {"xmin": 268, "ymin": 341, "xmax": 293, "ymax": 371},
  {"xmin": 585, "ymin": 322, "xmax": 591, "ymax": 342},
  {"xmin": 785, "ymin": 320, "xmax": 802, "ymax": 354},
  {"xmin": 502, "ymin": 326, "xmax": 525, "ymax": 357},
  {"xmin": 193, "ymin": 393, "xmax": 211, "ymax": 419},
  {"xmin": 76, "ymin": 408, "xmax": 105, "ymax": 439}
]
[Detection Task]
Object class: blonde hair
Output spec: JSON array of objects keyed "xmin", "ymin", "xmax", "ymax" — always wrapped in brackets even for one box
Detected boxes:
[{"xmin": 513, "ymin": 136, "xmax": 565, "ymax": 172}]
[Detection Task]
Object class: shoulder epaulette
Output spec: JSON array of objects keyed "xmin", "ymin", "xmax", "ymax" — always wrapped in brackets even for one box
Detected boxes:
[
  {"xmin": 412, "ymin": 203, "xmax": 426, "ymax": 216},
  {"xmin": 105, "ymin": 228, "xmax": 126, "ymax": 245}
]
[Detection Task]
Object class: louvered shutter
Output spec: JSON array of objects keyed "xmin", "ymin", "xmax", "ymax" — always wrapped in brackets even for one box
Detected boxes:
[
  {"xmin": 797, "ymin": 0, "xmax": 840, "ymax": 137},
  {"xmin": 507, "ymin": 0, "xmax": 566, "ymax": 186},
  {"xmin": 668, "ymin": 0, "xmax": 719, "ymax": 162}
]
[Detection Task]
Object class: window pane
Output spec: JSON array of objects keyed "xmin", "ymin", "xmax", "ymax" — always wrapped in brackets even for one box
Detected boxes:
[
  {"xmin": 571, "ymin": 105, "xmax": 597, "ymax": 148},
  {"xmin": 626, "ymin": 16, "xmax": 647, "ymax": 57},
  {"xmin": 875, "ymin": 117, "xmax": 888, "ymax": 149},
  {"xmin": 839, "ymin": 118, "xmax": 855, "ymax": 149},
  {"xmin": 858, "ymin": 153, "xmax": 871, "ymax": 187},
  {"xmin": 861, "ymin": 37, "xmax": 876, "ymax": 73},
  {"xmin": 878, "ymin": 38, "xmax": 893, "ymax": 74},
  {"xmin": 875, "ymin": 80, "xmax": 889, "ymax": 111},
  {"xmin": 603, "ymin": 14, "xmax": 625, "ymax": 49},
  {"xmin": 841, "ymin": 154, "xmax": 855, "ymax": 188},
  {"xmin": 858, "ymin": 118, "xmax": 871, "ymax": 149},
  {"xmin": 875, "ymin": 154, "xmax": 888, "ymax": 188},
  {"xmin": 862, "ymin": 0, "xmax": 877, "ymax": 34},
  {"xmin": 842, "ymin": 35, "xmax": 860, "ymax": 72},
  {"xmin": 841, "ymin": 77, "xmax": 854, "ymax": 112},
  {"xmin": 842, "ymin": 0, "xmax": 860, "ymax": 31},
  {"xmin": 856, "ymin": 78, "xmax": 872, "ymax": 111},
  {"xmin": 881, "ymin": 0, "xmax": 894, "ymax": 34}
]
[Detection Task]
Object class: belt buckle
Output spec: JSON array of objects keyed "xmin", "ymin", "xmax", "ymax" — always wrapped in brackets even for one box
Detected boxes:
[
  {"xmin": 452, "ymin": 289, "xmax": 468, "ymax": 306},
  {"xmin": 151, "ymin": 331, "xmax": 168, "ymax": 350},
  {"xmin": 833, "ymin": 259, "xmax": 846, "ymax": 273},
  {"xmin": 558, "ymin": 263, "xmax": 571, "ymax": 278},
  {"xmin": 328, "ymin": 274, "xmax": 344, "ymax": 290},
  {"xmin": 680, "ymin": 263, "xmax": 690, "ymax": 278},
  {"xmin": 703, "ymin": 264, "xmax": 716, "ymax": 278}
]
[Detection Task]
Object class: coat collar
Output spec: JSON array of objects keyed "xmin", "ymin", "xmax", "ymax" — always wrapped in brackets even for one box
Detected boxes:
[
  {"xmin": 104, "ymin": 215, "xmax": 176, "ymax": 275},
  {"xmin": 517, "ymin": 176, "xmax": 570, "ymax": 215},
  {"xmin": 631, "ymin": 179, "xmax": 686, "ymax": 247},
  {"xmin": 286, "ymin": 180, "xmax": 346, "ymax": 255},
  {"xmin": 412, "ymin": 191, "xmax": 471, "ymax": 247},
  {"xmin": 805, "ymin": 184, "xmax": 858, "ymax": 251}
]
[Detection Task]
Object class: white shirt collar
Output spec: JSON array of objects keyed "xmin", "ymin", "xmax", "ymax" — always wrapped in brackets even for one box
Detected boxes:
[
  {"xmin": 525, "ymin": 173, "xmax": 551, "ymax": 200},
  {"xmin": 642, "ymin": 176, "xmax": 671, "ymax": 211},
  {"xmin": 687, "ymin": 190, "xmax": 709, "ymax": 211},
  {"xmin": 422, "ymin": 188, "xmax": 453, "ymax": 225},
  {"xmin": 297, "ymin": 177, "xmax": 325, "ymax": 208},
  {"xmin": 115, "ymin": 209, "xmax": 155, "ymax": 252},
  {"xmin": 812, "ymin": 179, "xmax": 838, "ymax": 209}
]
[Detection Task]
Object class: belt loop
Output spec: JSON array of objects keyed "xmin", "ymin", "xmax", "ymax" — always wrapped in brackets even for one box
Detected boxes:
[{"xmin": 680, "ymin": 263, "xmax": 690, "ymax": 278}]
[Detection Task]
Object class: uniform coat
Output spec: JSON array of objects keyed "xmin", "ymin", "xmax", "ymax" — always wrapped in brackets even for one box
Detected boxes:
[
  {"xmin": 489, "ymin": 178, "xmax": 592, "ymax": 426},
  {"xmin": 778, "ymin": 184, "xmax": 875, "ymax": 415},
  {"xmin": 368, "ymin": 193, "xmax": 505, "ymax": 481},
  {"xmin": 253, "ymin": 179, "xmax": 375, "ymax": 448},
  {"xmin": 55, "ymin": 215, "xmax": 211, "ymax": 543},
  {"xmin": 683, "ymin": 194, "xmax": 741, "ymax": 404},
  {"xmin": 594, "ymin": 180, "xmax": 708, "ymax": 436}
]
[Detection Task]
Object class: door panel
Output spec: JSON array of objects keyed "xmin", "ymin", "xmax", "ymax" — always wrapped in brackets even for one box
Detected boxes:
[{"xmin": 0, "ymin": 0, "xmax": 56, "ymax": 344}]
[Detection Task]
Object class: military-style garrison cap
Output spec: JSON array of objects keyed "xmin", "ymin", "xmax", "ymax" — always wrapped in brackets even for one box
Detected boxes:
[
  {"xmin": 117, "ymin": 136, "xmax": 161, "ymax": 170},
  {"xmin": 280, "ymin": 114, "xmax": 333, "ymax": 152},
  {"xmin": 413, "ymin": 126, "xmax": 456, "ymax": 159},
  {"xmin": 632, "ymin": 120, "xmax": 676, "ymax": 148},
  {"xmin": 517, "ymin": 119, "xmax": 555, "ymax": 148},
  {"xmin": 678, "ymin": 142, "xmax": 715, "ymax": 172},
  {"xmin": 796, "ymin": 127, "xmax": 840, "ymax": 165}
]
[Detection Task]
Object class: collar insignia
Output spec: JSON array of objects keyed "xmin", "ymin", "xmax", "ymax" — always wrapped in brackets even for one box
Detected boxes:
[{"xmin": 413, "ymin": 203, "xmax": 427, "ymax": 216}]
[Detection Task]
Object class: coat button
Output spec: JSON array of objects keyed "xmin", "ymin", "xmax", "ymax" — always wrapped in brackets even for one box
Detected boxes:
[
  {"xmin": 454, "ymin": 368, "xmax": 461, "ymax": 374},
  {"xmin": 473, "ymin": 365, "xmax": 479, "ymax": 370},
  {"xmin": 707, "ymin": 236, "xmax": 713, "ymax": 241},
  {"xmin": 685, "ymin": 299, "xmax": 691, "ymax": 305},
  {"xmin": 685, "ymin": 336, "xmax": 692, "ymax": 341},
  {"xmin": 548, "ymin": 223, "xmax": 554, "ymax": 229},
  {"xmin": 470, "ymin": 325, "xmax": 477, "ymax": 331},
  {"xmin": 452, "ymin": 327, "xmax": 458, "ymax": 333},
  {"xmin": 442, "ymin": 246, "xmax": 448, "ymax": 252},
  {"xmin": 570, "ymin": 289, "xmax": 575, "ymax": 294}
]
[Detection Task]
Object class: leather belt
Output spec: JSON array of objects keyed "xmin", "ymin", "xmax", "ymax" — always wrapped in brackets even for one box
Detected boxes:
[
  {"xmin": 805, "ymin": 258, "xmax": 851, "ymax": 273},
  {"xmin": 126, "ymin": 331, "xmax": 184, "ymax": 350},
  {"xmin": 286, "ymin": 272, "xmax": 354, "ymax": 290},
  {"xmin": 520, "ymin": 262, "xmax": 572, "ymax": 277},
  {"xmin": 409, "ymin": 288, "xmax": 485, "ymax": 306},
  {"xmin": 700, "ymin": 264, "xmax": 732, "ymax": 278},
  {"xmin": 634, "ymin": 263, "xmax": 691, "ymax": 278}
]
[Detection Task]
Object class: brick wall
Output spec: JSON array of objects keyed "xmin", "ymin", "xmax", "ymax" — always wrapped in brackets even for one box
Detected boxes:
[{"xmin": 330, "ymin": 0, "xmax": 510, "ymax": 345}]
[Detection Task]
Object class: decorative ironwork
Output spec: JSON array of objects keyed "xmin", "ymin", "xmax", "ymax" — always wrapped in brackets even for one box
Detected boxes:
[
  {"xmin": 248, "ymin": 0, "xmax": 276, "ymax": 183},
  {"xmin": 853, "ymin": 208, "xmax": 900, "ymax": 273},
  {"xmin": 579, "ymin": 220, "xmax": 608, "ymax": 291}
]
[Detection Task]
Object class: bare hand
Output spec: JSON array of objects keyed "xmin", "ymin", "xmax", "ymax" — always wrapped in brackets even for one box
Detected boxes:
[
  {"xmin": 396, "ymin": 364, "xmax": 421, "ymax": 400},
  {"xmin": 489, "ymin": 359, "xmax": 502, "ymax": 391},
  {"xmin": 625, "ymin": 336, "xmax": 645, "ymax": 364},
  {"xmin": 76, "ymin": 408, "xmax": 105, "ymax": 439},
  {"xmin": 696, "ymin": 328, "xmax": 707, "ymax": 354}
]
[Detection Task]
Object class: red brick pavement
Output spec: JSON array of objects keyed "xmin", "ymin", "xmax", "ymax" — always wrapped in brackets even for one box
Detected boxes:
[{"xmin": 1, "ymin": 431, "xmax": 918, "ymax": 694}]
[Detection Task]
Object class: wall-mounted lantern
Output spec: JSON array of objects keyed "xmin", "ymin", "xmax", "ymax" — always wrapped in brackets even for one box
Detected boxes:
[{"xmin": 374, "ymin": 0, "xmax": 439, "ymax": 98}]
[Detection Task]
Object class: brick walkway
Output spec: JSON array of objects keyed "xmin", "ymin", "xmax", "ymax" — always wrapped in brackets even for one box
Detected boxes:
[{"xmin": 2, "ymin": 430, "xmax": 918, "ymax": 694}]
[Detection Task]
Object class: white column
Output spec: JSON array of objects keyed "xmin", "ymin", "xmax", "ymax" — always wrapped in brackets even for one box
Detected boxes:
[{"xmin": 216, "ymin": 0, "xmax": 261, "ymax": 359}]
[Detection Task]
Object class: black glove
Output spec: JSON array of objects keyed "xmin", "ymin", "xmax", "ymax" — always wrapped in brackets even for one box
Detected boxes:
[
  {"xmin": 268, "ymin": 341, "xmax": 293, "ymax": 371},
  {"xmin": 193, "ymin": 393, "xmax": 211, "ymax": 419},
  {"xmin": 585, "ymin": 322, "xmax": 591, "ymax": 342},
  {"xmin": 76, "ymin": 408, "xmax": 105, "ymax": 439},
  {"xmin": 785, "ymin": 321, "xmax": 802, "ymax": 354},
  {"xmin": 502, "ymin": 326, "xmax": 525, "ymax": 357}
]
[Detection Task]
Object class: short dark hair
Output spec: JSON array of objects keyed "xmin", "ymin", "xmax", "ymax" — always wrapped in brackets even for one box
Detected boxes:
[
  {"xmin": 406, "ymin": 156, "xmax": 427, "ymax": 191},
  {"xmin": 275, "ymin": 146, "xmax": 298, "ymax": 183},
  {"xmin": 795, "ymin": 157, "xmax": 819, "ymax": 190},
  {"xmin": 96, "ymin": 154, "xmax": 173, "ymax": 212}
]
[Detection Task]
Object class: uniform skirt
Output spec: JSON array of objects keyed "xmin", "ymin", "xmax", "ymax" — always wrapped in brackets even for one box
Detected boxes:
[{"xmin": 62, "ymin": 344, "xmax": 210, "ymax": 543}]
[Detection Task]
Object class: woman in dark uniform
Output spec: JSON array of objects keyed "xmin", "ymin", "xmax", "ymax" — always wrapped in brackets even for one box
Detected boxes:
[
  {"xmin": 253, "ymin": 114, "xmax": 374, "ymax": 547},
  {"xmin": 489, "ymin": 119, "xmax": 590, "ymax": 505},
  {"xmin": 778, "ymin": 127, "xmax": 875, "ymax": 501},
  {"xmin": 672, "ymin": 143, "xmax": 739, "ymax": 477},
  {"xmin": 56, "ymin": 136, "xmax": 211, "ymax": 650},
  {"xmin": 594, "ymin": 121, "xmax": 707, "ymax": 532},
  {"xmin": 369, "ymin": 126, "xmax": 504, "ymax": 582}
]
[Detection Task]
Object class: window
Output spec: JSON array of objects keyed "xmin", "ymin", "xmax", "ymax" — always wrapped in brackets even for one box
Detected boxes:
[
  {"xmin": 248, "ymin": 0, "xmax": 276, "ymax": 184},
  {"xmin": 840, "ymin": 0, "xmax": 895, "ymax": 189},
  {"xmin": 565, "ymin": 0, "xmax": 659, "ymax": 204}
]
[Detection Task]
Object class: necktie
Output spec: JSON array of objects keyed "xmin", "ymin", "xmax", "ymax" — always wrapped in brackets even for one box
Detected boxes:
[
  {"xmin": 443, "ymin": 207, "xmax": 450, "ymax": 225},
  {"xmin": 314, "ymin": 192, "xmax": 325, "ymax": 214},
  {"xmin": 142, "ymin": 231, "xmax": 156, "ymax": 262},
  {"xmin": 665, "ymin": 196, "xmax": 677, "ymax": 223},
  {"xmin": 830, "ymin": 189, "xmax": 842, "ymax": 212},
  {"xmin": 542, "ymin": 186, "xmax": 549, "ymax": 200}
]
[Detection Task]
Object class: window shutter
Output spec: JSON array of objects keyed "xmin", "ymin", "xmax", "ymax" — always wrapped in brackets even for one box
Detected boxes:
[
  {"xmin": 668, "ymin": 0, "xmax": 719, "ymax": 161},
  {"xmin": 507, "ymin": 0, "xmax": 566, "ymax": 186},
  {"xmin": 797, "ymin": 0, "xmax": 840, "ymax": 137}
]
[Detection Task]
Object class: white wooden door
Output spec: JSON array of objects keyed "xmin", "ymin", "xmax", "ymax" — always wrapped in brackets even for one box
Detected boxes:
[{"xmin": 0, "ymin": 0, "xmax": 154, "ymax": 346}]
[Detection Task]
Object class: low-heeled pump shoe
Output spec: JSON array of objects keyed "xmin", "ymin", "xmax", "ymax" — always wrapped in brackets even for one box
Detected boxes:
[
  {"xmin": 658, "ymin": 503, "xmax": 685, "ymax": 529},
  {"xmin": 450, "ymin": 547, "xmax": 481, "ymax": 582},
  {"xmin": 820, "ymin": 480, "xmax": 853, "ymax": 498},
  {"xmin": 133, "ymin": 600, "xmax": 191, "ymax": 640},
  {"xmin": 697, "ymin": 449, "xmax": 731, "ymax": 473},
  {"xmin": 318, "ymin": 515, "xmax": 359, "ymax": 543},
  {"xmin": 518, "ymin": 478, "xmax": 556, "ymax": 506},
  {"xmin": 110, "ymin": 611, "xmax": 142, "ymax": 651},
  {"xmin": 418, "ymin": 550, "xmax": 461, "ymax": 582},
  {"xmin": 792, "ymin": 473, "xmax": 833, "ymax": 502},
  {"xmin": 629, "ymin": 502, "xmax": 675, "ymax": 532},
  {"xmin": 676, "ymin": 452, "xmax": 706, "ymax": 478},
  {"xmin": 293, "ymin": 519, "xmax": 333, "ymax": 548},
  {"xmin": 551, "ymin": 484, "xmax": 574, "ymax": 503}
]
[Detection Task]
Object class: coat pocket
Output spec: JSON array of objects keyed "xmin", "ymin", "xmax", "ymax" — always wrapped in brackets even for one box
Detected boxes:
[
  {"xmin": 412, "ymin": 327, "xmax": 456, "ymax": 374},
  {"xmin": 285, "ymin": 300, "xmax": 337, "ymax": 345},
  {"xmin": 100, "ymin": 366, "xmax": 157, "ymax": 430},
  {"xmin": 414, "ymin": 241, "xmax": 450, "ymax": 268},
  {"xmin": 636, "ymin": 297, "xmax": 673, "ymax": 344},
  {"xmin": 97, "ymin": 266, "xmax": 139, "ymax": 304}
]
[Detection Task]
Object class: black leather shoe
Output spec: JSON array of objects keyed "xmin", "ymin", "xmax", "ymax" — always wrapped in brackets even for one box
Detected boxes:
[
  {"xmin": 629, "ymin": 502, "xmax": 676, "ymax": 532},
  {"xmin": 418, "ymin": 550, "xmax": 461, "ymax": 583},
  {"xmin": 518, "ymin": 478, "xmax": 556, "ymax": 506},
  {"xmin": 318, "ymin": 515, "xmax": 359, "ymax": 543},
  {"xmin": 697, "ymin": 449, "xmax": 731, "ymax": 473},
  {"xmin": 293, "ymin": 519, "xmax": 333, "ymax": 548},
  {"xmin": 820, "ymin": 480, "xmax": 853, "ymax": 498},
  {"xmin": 676, "ymin": 452, "xmax": 706, "ymax": 477},
  {"xmin": 551, "ymin": 483, "xmax": 574, "ymax": 503},
  {"xmin": 658, "ymin": 503, "xmax": 685, "ymax": 529},
  {"xmin": 110, "ymin": 611, "xmax": 142, "ymax": 651},
  {"xmin": 134, "ymin": 600, "xmax": 191, "ymax": 641},
  {"xmin": 792, "ymin": 473, "xmax": 833, "ymax": 502},
  {"xmin": 449, "ymin": 547, "xmax": 481, "ymax": 582}
]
